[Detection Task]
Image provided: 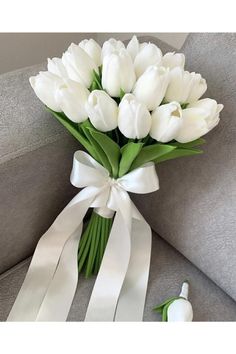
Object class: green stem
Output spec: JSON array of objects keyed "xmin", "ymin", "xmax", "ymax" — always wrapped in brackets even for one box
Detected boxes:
[{"xmin": 78, "ymin": 210, "xmax": 114, "ymax": 277}]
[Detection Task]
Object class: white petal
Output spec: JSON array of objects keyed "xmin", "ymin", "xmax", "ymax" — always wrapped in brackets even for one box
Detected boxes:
[
  {"xmin": 127, "ymin": 35, "xmax": 140, "ymax": 60},
  {"xmin": 176, "ymin": 108, "xmax": 209, "ymax": 143}
]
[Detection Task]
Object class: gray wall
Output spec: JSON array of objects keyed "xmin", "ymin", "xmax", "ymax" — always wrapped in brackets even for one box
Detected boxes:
[
  {"xmin": 0, "ymin": 33, "xmax": 97, "ymax": 75},
  {"xmin": 0, "ymin": 33, "xmax": 188, "ymax": 75}
]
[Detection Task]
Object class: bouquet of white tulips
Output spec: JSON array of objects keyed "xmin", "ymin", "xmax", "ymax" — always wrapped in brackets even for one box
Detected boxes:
[
  {"xmin": 8, "ymin": 35, "xmax": 223, "ymax": 322},
  {"xmin": 29, "ymin": 36, "xmax": 223, "ymax": 278}
]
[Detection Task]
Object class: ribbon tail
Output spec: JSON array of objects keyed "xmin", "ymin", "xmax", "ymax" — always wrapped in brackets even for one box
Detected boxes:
[
  {"xmin": 7, "ymin": 188, "xmax": 98, "ymax": 321},
  {"xmin": 35, "ymin": 224, "xmax": 83, "ymax": 321},
  {"xmin": 114, "ymin": 215, "xmax": 152, "ymax": 321},
  {"xmin": 84, "ymin": 209, "xmax": 131, "ymax": 321}
]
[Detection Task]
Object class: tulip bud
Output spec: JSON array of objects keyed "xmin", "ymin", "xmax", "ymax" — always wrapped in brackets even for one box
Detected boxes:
[
  {"xmin": 176, "ymin": 98, "xmax": 223, "ymax": 143},
  {"xmin": 118, "ymin": 94, "xmax": 151, "ymax": 139},
  {"xmin": 79, "ymin": 39, "xmax": 102, "ymax": 67},
  {"xmin": 133, "ymin": 66, "xmax": 170, "ymax": 111},
  {"xmin": 162, "ymin": 52, "xmax": 185, "ymax": 69},
  {"xmin": 134, "ymin": 43, "xmax": 162, "ymax": 77},
  {"xmin": 47, "ymin": 57, "xmax": 68, "ymax": 78},
  {"xmin": 167, "ymin": 282, "xmax": 193, "ymax": 322},
  {"xmin": 126, "ymin": 35, "xmax": 140, "ymax": 60},
  {"xmin": 150, "ymin": 102, "xmax": 183, "ymax": 143},
  {"xmin": 86, "ymin": 90, "xmax": 118, "ymax": 132},
  {"xmin": 189, "ymin": 98, "xmax": 223, "ymax": 130},
  {"xmin": 102, "ymin": 38, "xmax": 125, "ymax": 59},
  {"xmin": 56, "ymin": 79, "xmax": 89, "ymax": 123},
  {"xmin": 187, "ymin": 74, "xmax": 207, "ymax": 103},
  {"xmin": 29, "ymin": 71, "xmax": 62, "ymax": 112},
  {"xmin": 102, "ymin": 49, "xmax": 136, "ymax": 97},
  {"xmin": 62, "ymin": 43, "xmax": 98, "ymax": 88},
  {"xmin": 165, "ymin": 67, "xmax": 207, "ymax": 104}
]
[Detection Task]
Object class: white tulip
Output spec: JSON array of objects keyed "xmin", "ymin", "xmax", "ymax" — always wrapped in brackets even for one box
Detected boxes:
[
  {"xmin": 176, "ymin": 98, "xmax": 223, "ymax": 143},
  {"xmin": 86, "ymin": 90, "xmax": 118, "ymax": 132},
  {"xmin": 165, "ymin": 67, "xmax": 207, "ymax": 104},
  {"xmin": 62, "ymin": 43, "xmax": 98, "ymax": 88},
  {"xmin": 29, "ymin": 71, "xmax": 62, "ymax": 112},
  {"xmin": 56, "ymin": 79, "xmax": 89, "ymax": 123},
  {"xmin": 167, "ymin": 282, "xmax": 193, "ymax": 322},
  {"xmin": 134, "ymin": 43, "xmax": 162, "ymax": 77},
  {"xmin": 79, "ymin": 39, "xmax": 102, "ymax": 67},
  {"xmin": 189, "ymin": 98, "xmax": 223, "ymax": 130},
  {"xmin": 162, "ymin": 52, "xmax": 185, "ymax": 69},
  {"xmin": 101, "ymin": 38, "xmax": 125, "ymax": 59},
  {"xmin": 187, "ymin": 74, "xmax": 207, "ymax": 103},
  {"xmin": 47, "ymin": 57, "xmax": 68, "ymax": 78},
  {"xmin": 102, "ymin": 49, "xmax": 136, "ymax": 97},
  {"xmin": 133, "ymin": 66, "xmax": 170, "ymax": 111},
  {"xmin": 118, "ymin": 94, "xmax": 151, "ymax": 139},
  {"xmin": 150, "ymin": 102, "xmax": 183, "ymax": 143},
  {"xmin": 126, "ymin": 35, "xmax": 140, "ymax": 60}
]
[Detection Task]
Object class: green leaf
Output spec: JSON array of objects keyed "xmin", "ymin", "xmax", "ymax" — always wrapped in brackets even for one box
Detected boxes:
[
  {"xmin": 154, "ymin": 148, "xmax": 203, "ymax": 164},
  {"xmin": 162, "ymin": 304, "xmax": 169, "ymax": 322},
  {"xmin": 98, "ymin": 65, "xmax": 102, "ymax": 77},
  {"xmin": 181, "ymin": 103, "xmax": 189, "ymax": 109},
  {"xmin": 80, "ymin": 120, "xmax": 112, "ymax": 173},
  {"xmin": 171, "ymin": 138, "xmax": 206, "ymax": 149},
  {"xmin": 87, "ymin": 127, "xmax": 121, "ymax": 178},
  {"xmin": 119, "ymin": 88, "xmax": 126, "ymax": 99},
  {"xmin": 153, "ymin": 297, "xmax": 180, "ymax": 312},
  {"xmin": 118, "ymin": 142, "xmax": 143, "ymax": 177},
  {"xmin": 89, "ymin": 69, "xmax": 103, "ymax": 91},
  {"xmin": 47, "ymin": 108, "xmax": 99, "ymax": 159},
  {"xmin": 130, "ymin": 144, "xmax": 176, "ymax": 171}
]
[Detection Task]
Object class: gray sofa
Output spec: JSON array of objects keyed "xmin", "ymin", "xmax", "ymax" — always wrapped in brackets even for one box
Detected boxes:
[{"xmin": 0, "ymin": 33, "xmax": 236, "ymax": 321}]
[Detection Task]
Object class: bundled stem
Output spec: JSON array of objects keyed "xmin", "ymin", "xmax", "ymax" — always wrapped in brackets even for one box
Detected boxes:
[{"xmin": 78, "ymin": 210, "xmax": 114, "ymax": 277}]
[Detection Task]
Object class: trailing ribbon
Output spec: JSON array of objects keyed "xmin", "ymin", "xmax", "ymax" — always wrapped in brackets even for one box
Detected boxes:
[{"xmin": 7, "ymin": 151, "xmax": 159, "ymax": 322}]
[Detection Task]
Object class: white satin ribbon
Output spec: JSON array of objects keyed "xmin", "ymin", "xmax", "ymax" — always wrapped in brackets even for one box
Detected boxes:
[{"xmin": 7, "ymin": 151, "xmax": 159, "ymax": 322}]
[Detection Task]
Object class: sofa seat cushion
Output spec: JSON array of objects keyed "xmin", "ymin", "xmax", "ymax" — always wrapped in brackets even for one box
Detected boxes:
[
  {"xmin": 1, "ymin": 231, "xmax": 235, "ymax": 322},
  {"xmin": 132, "ymin": 33, "xmax": 236, "ymax": 303}
]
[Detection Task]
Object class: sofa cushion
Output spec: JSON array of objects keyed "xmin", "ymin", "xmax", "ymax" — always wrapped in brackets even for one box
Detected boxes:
[
  {"xmin": 0, "ymin": 64, "xmax": 79, "ymax": 273},
  {"xmin": 1, "ymin": 231, "xmax": 235, "ymax": 322},
  {"xmin": 133, "ymin": 33, "xmax": 236, "ymax": 301}
]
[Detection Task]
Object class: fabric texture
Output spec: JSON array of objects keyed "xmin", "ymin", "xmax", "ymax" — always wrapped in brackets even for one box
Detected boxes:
[
  {"xmin": 133, "ymin": 33, "xmax": 236, "ymax": 302},
  {"xmin": 0, "ymin": 63, "xmax": 79, "ymax": 273},
  {"xmin": 0, "ymin": 232, "xmax": 235, "ymax": 322}
]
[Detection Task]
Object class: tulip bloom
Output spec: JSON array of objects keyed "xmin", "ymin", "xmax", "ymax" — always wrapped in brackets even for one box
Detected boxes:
[
  {"xmin": 133, "ymin": 66, "xmax": 170, "ymax": 111},
  {"xmin": 29, "ymin": 71, "xmax": 62, "ymax": 112},
  {"xmin": 134, "ymin": 43, "xmax": 162, "ymax": 77},
  {"xmin": 167, "ymin": 282, "xmax": 193, "ymax": 322},
  {"xmin": 102, "ymin": 38, "xmax": 125, "ymax": 59},
  {"xmin": 126, "ymin": 35, "xmax": 140, "ymax": 60},
  {"xmin": 150, "ymin": 102, "xmax": 183, "ymax": 143},
  {"xmin": 86, "ymin": 90, "xmax": 118, "ymax": 132},
  {"xmin": 165, "ymin": 67, "xmax": 207, "ymax": 104},
  {"xmin": 47, "ymin": 58, "xmax": 68, "ymax": 78},
  {"xmin": 118, "ymin": 94, "xmax": 151, "ymax": 139},
  {"xmin": 162, "ymin": 52, "xmax": 185, "ymax": 69},
  {"xmin": 176, "ymin": 98, "xmax": 223, "ymax": 143},
  {"xmin": 79, "ymin": 39, "xmax": 102, "ymax": 67},
  {"xmin": 56, "ymin": 79, "xmax": 89, "ymax": 123},
  {"xmin": 62, "ymin": 43, "xmax": 98, "ymax": 88},
  {"xmin": 102, "ymin": 49, "xmax": 136, "ymax": 97}
]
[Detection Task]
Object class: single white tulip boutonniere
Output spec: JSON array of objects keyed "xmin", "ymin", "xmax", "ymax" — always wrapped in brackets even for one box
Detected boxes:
[{"xmin": 154, "ymin": 281, "xmax": 193, "ymax": 322}]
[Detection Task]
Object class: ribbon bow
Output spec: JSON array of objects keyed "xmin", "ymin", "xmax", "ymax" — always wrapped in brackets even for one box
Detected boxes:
[{"xmin": 7, "ymin": 151, "xmax": 159, "ymax": 322}]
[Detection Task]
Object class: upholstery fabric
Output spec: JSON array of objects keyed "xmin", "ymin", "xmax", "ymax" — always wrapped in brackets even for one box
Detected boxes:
[
  {"xmin": 0, "ymin": 64, "xmax": 79, "ymax": 273},
  {"xmin": 0, "ymin": 232, "xmax": 235, "ymax": 322},
  {"xmin": 133, "ymin": 33, "xmax": 236, "ymax": 301}
]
